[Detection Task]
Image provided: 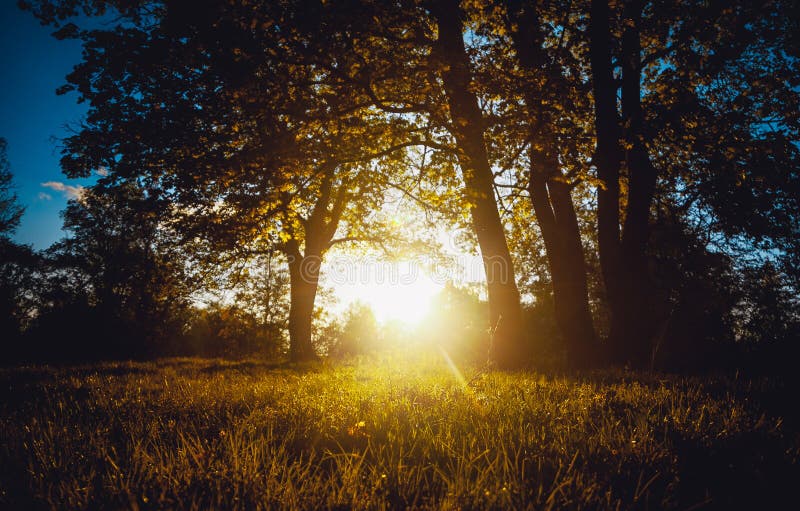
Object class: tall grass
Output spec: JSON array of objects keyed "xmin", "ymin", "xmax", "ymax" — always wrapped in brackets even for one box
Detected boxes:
[{"xmin": 0, "ymin": 352, "xmax": 797, "ymax": 509}]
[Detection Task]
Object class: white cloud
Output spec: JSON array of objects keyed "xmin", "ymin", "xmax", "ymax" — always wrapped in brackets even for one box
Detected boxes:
[
  {"xmin": 96, "ymin": 166, "xmax": 110, "ymax": 177},
  {"xmin": 37, "ymin": 192, "xmax": 52, "ymax": 201},
  {"xmin": 41, "ymin": 181, "xmax": 85, "ymax": 200}
]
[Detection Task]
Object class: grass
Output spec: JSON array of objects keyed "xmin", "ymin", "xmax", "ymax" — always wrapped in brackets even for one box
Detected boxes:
[{"xmin": 1, "ymin": 351, "xmax": 798, "ymax": 510}]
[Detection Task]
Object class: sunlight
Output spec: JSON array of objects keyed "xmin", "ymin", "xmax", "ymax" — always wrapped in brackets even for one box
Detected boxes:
[
  {"xmin": 331, "ymin": 261, "xmax": 443, "ymax": 325},
  {"xmin": 361, "ymin": 276, "xmax": 440, "ymax": 324}
]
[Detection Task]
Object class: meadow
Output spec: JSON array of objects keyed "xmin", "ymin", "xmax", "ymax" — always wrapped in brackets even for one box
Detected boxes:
[{"xmin": 1, "ymin": 352, "xmax": 797, "ymax": 510}]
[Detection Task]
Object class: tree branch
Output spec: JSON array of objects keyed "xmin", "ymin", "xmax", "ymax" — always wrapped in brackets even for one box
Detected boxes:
[
  {"xmin": 328, "ymin": 235, "xmax": 394, "ymax": 257},
  {"xmin": 340, "ymin": 139, "xmax": 455, "ymax": 165}
]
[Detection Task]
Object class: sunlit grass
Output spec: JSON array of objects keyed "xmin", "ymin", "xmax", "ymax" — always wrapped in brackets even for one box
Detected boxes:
[{"xmin": 0, "ymin": 353, "xmax": 797, "ymax": 509}]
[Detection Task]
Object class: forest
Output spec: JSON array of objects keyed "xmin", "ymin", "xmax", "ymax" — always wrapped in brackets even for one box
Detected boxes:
[{"xmin": 1, "ymin": 0, "xmax": 799, "ymax": 509}]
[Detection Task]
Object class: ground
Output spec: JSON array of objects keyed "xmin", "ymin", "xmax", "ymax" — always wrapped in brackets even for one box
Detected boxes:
[{"xmin": 1, "ymin": 352, "xmax": 798, "ymax": 510}]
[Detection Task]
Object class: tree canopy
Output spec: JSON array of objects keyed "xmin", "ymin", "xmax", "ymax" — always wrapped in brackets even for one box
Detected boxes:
[{"xmin": 15, "ymin": 0, "xmax": 800, "ymax": 369}]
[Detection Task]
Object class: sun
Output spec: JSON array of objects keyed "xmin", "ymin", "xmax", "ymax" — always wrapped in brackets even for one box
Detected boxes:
[
  {"xmin": 330, "ymin": 261, "xmax": 443, "ymax": 325},
  {"xmin": 361, "ymin": 276, "xmax": 441, "ymax": 324}
]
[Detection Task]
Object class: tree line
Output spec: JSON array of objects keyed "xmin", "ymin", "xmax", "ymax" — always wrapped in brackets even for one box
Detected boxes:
[{"xmin": 3, "ymin": 0, "xmax": 799, "ymax": 370}]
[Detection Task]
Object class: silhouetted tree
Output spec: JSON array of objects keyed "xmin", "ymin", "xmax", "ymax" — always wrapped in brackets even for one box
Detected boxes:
[
  {"xmin": 0, "ymin": 139, "xmax": 39, "ymax": 359},
  {"xmin": 0, "ymin": 139, "xmax": 24, "ymax": 235},
  {"xmin": 427, "ymin": 0, "xmax": 525, "ymax": 367},
  {"xmin": 32, "ymin": 181, "xmax": 192, "ymax": 359},
  {"xmin": 470, "ymin": 0, "xmax": 600, "ymax": 367},
  {"xmin": 587, "ymin": 0, "xmax": 800, "ymax": 366}
]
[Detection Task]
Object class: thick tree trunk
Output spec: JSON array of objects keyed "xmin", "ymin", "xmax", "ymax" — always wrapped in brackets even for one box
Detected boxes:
[
  {"xmin": 589, "ymin": 0, "xmax": 624, "ymax": 317},
  {"xmin": 529, "ymin": 173, "xmax": 598, "ymax": 368},
  {"xmin": 589, "ymin": 0, "xmax": 659, "ymax": 367},
  {"xmin": 287, "ymin": 251, "xmax": 321, "ymax": 362},
  {"xmin": 612, "ymin": 0, "xmax": 660, "ymax": 368},
  {"xmin": 589, "ymin": 0, "xmax": 626, "ymax": 364},
  {"xmin": 432, "ymin": 1, "xmax": 526, "ymax": 368},
  {"xmin": 508, "ymin": 0, "xmax": 598, "ymax": 368},
  {"xmin": 283, "ymin": 164, "xmax": 347, "ymax": 363}
]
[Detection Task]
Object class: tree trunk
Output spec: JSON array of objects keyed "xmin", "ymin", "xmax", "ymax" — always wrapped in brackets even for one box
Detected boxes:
[
  {"xmin": 508, "ymin": 0, "xmax": 598, "ymax": 368},
  {"xmin": 287, "ymin": 250, "xmax": 321, "ymax": 362},
  {"xmin": 589, "ymin": 0, "xmax": 626, "ymax": 364},
  {"xmin": 283, "ymin": 164, "xmax": 346, "ymax": 363},
  {"xmin": 528, "ymin": 173, "xmax": 598, "ymax": 367},
  {"xmin": 432, "ymin": 1, "xmax": 526, "ymax": 368},
  {"xmin": 611, "ymin": 0, "xmax": 660, "ymax": 368},
  {"xmin": 589, "ymin": 0, "xmax": 660, "ymax": 367}
]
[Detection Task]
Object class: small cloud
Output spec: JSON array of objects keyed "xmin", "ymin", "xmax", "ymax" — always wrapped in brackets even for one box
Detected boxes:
[
  {"xmin": 96, "ymin": 166, "xmax": 110, "ymax": 177},
  {"xmin": 41, "ymin": 181, "xmax": 85, "ymax": 200},
  {"xmin": 38, "ymin": 192, "xmax": 52, "ymax": 201}
]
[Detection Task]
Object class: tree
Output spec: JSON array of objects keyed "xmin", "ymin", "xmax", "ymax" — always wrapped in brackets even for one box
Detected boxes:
[
  {"xmin": 486, "ymin": 0, "xmax": 599, "ymax": 367},
  {"xmin": 0, "ymin": 138, "xmax": 24, "ymax": 236},
  {"xmin": 427, "ymin": 0, "xmax": 525, "ymax": 367},
  {"xmin": 309, "ymin": 0, "xmax": 527, "ymax": 367},
  {"xmin": 36, "ymin": 181, "xmax": 193, "ymax": 359},
  {"xmin": 26, "ymin": 0, "xmax": 420, "ymax": 361},
  {"xmin": 0, "ymin": 138, "xmax": 38, "ymax": 356},
  {"xmin": 587, "ymin": 0, "xmax": 800, "ymax": 366}
]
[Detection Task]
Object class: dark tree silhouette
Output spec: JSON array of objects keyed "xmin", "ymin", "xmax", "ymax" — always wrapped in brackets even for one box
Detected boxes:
[
  {"xmin": 33, "ymin": 181, "xmax": 192, "ymax": 359},
  {"xmin": 0, "ymin": 139, "xmax": 24, "ymax": 236},
  {"xmin": 0, "ymin": 139, "xmax": 38, "ymax": 357},
  {"xmin": 428, "ymin": 0, "xmax": 525, "ymax": 367},
  {"xmin": 584, "ymin": 0, "xmax": 800, "ymax": 366}
]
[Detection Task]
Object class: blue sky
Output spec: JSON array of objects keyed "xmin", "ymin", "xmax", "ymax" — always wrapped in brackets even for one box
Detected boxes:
[{"xmin": 1, "ymin": 2, "xmax": 95, "ymax": 249}]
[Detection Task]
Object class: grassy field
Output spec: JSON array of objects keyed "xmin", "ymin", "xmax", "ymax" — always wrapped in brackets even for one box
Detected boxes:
[{"xmin": 1, "ymin": 352, "xmax": 798, "ymax": 510}]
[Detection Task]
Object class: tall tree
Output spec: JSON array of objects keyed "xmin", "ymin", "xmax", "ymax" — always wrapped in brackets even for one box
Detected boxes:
[
  {"xmin": 427, "ymin": 0, "xmax": 525, "ymax": 367},
  {"xmin": 588, "ymin": 0, "xmax": 657, "ymax": 365},
  {"xmin": 497, "ymin": 0, "xmax": 599, "ymax": 367},
  {"xmin": 309, "ymin": 0, "xmax": 529, "ymax": 367},
  {"xmin": 587, "ymin": 0, "xmax": 800, "ymax": 366},
  {"xmin": 588, "ymin": 0, "xmax": 627, "ymax": 362}
]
